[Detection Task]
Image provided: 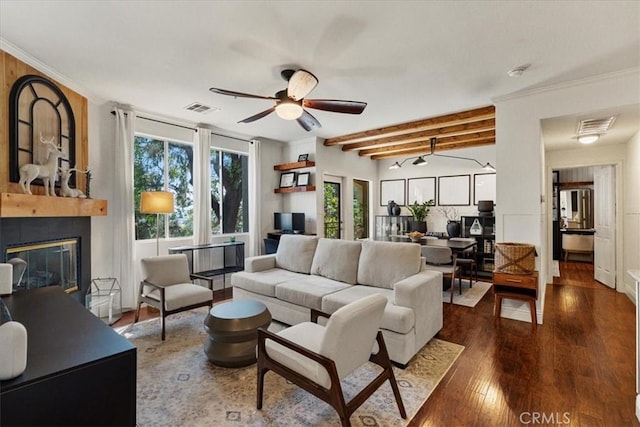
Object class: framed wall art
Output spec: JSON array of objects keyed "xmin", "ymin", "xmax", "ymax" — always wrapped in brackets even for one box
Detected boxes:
[
  {"xmin": 437, "ymin": 175, "xmax": 470, "ymax": 206},
  {"xmin": 407, "ymin": 177, "xmax": 436, "ymax": 205},
  {"xmin": 380, "ymin": 179, "xmax": 406, "ymax": 206},
  {"xmin": 473, "ymin": 173, "xmax": 496, "ymax": 205}
]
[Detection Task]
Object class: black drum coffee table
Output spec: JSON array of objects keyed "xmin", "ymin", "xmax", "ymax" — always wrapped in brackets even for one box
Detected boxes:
[{"xmin": 203, "ymin": 300, "xmax": 271, "ymax": 367}]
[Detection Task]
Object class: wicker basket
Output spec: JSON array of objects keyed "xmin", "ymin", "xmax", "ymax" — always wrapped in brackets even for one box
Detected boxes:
[{"xmin": 494, "ymin": 242, "xmax": 536, "ymax": 274}]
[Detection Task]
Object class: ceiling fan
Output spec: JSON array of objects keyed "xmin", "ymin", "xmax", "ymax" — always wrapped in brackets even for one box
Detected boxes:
[{"xmin": 209, "ymin": 69, "xmax": 367, "ymax": 131}]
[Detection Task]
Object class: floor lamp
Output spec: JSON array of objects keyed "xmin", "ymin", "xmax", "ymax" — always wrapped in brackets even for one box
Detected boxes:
[{"xmin": 140, "ymin": 191, "xmax": 174, "ymax": 256}]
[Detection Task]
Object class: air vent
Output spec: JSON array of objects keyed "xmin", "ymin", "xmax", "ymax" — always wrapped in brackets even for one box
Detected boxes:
[
  {"xmin": 184, "ymin": 102, "xmax": 219, "ymax": 114},
  {"xmin": 576, "ymin": 116, "xmax": 616, "ymax": 135}
]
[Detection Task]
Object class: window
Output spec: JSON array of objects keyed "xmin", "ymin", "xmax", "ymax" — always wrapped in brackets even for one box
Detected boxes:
[
  {"xmin": 210, "ymin": 149, "xmax": 249, "ymax": 234},
  {"xmin": 134, "ymin": 135, "xmax": 193, "ymax": 240}
]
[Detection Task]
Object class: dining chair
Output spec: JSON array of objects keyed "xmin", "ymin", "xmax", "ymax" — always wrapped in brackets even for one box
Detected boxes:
[
  {"xmin": 256, "ymin": 294, "xmax": 406, "ymax": 427},
  {"xmin": 421, "ymin": 245, "xmax": 461, "ymax": 304},
  {"xmin": 136, "ymin": 254, "xmax": 214, "ymax": 340},
  {"xmin": 449, "ymin": 237, "xmax": 478, "ymax": 287}
]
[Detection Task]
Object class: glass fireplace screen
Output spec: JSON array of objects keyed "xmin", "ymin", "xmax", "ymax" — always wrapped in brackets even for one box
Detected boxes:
[{"xmin": 6, "ymin": 239, "xmax": 78, "ymax": 293}]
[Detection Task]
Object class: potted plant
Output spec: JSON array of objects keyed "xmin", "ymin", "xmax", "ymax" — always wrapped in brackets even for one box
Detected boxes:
[
  {"xmin": 407, "ymin": 199, "xmax": 434, "ymax": 233},
  {"xmin": 439, "ymin": 206, "xmax": 461, "ymax": 237}
]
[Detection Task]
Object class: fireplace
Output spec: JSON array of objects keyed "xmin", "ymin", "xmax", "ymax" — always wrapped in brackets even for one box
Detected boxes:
[
  {"xmin": 7, "ymin": 238, "xmax": 79, "ymax": 293},
  {"xmin": 0, "ymin": 217, "xmax": 91, "ymax": 299}
]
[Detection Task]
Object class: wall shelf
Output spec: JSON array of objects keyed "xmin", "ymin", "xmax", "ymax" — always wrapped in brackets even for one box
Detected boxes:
[
  {"xmin": 274, "ymin": 185, "xmax": 316, "ymax": 194},
  {"xmin": 0, "ymin": 193, "xmax": 108, "ymax": 217},
  {"xmin": 273, "ymin": 161, "xmax": 316, "ymax": 171}
]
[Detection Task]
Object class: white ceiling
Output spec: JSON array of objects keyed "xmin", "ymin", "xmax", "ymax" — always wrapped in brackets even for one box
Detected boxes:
[{"xmin": 1, "ymin": 1, "xmax": 639, "ymax": 148}]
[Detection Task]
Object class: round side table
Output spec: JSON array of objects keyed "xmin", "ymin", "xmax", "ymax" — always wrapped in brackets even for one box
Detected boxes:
[{"xmin": 203, "ymin": 300, "xmax": 271, "ymax": 367}]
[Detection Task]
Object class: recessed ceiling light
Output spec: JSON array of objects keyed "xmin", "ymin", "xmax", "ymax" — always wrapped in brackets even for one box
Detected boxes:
[
  {"xmin": 507, "ymin": 64, "xmax": 530, "ymax": 77},
  {"xmin": 578, "ymin": 134, "xmax": 599, "ymax": 144}
]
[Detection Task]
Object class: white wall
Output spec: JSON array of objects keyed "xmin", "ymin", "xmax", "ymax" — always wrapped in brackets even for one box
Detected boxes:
[
  {"xmin": 377, "ymin": 145, "xmax": 497, "ymax": 233},
  {"xmin": 256, "ymin": 138, "xmax": 284, "ymax": 247},
  {"xmin": 316, "ymin": 141, "xmax": 379, "ymax": 240},
  {"xmin": 88, "ymin": 101, "xmax": 117, "ymax": 284},
  {"xmin": 624, "ymin": 130, "xmax": 640, "ymax": 301},
  {"xmin": 495, "ymin": 69, "xmax": 640, "ymax": 324}
]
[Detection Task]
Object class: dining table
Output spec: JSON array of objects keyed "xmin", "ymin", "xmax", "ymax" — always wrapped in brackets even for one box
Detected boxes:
[{"xmin": 388, "ymin": 235, "xmax": 477, "ymax": 253}]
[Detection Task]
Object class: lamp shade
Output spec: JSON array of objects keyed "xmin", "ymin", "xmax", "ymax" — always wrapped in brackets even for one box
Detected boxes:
[{"xmin": 140, "ymin": 191, "xmax": 174, "ymax": 214}]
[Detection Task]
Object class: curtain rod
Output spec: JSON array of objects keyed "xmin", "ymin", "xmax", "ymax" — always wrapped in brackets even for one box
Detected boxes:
[{"xmin": 110, "ymin": 111, "xmax": 255, "ymax": 143}]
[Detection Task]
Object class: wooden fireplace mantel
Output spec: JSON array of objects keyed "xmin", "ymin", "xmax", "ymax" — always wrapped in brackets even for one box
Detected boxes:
[{"xmin": 0, "ymin": 193, "xmax": 107, "ymax": 217}]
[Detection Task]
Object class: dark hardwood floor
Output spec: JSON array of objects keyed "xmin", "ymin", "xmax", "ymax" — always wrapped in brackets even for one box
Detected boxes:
[
  {"xmin": 114, "ymin": 263, "xmax": 637, "ymax": 426},
  {"xmin": 411, "ymin": 261, "xmax": 638, "ymax": 426}
]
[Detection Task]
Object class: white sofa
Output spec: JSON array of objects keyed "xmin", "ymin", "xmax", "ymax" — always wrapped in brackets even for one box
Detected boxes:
[{"xmin": 231, "ymin": 235, "xmax": 443, "ymax": 365}]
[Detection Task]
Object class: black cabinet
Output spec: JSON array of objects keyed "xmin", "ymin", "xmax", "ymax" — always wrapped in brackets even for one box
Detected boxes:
[
  {"xmin": 1, "ymin": 287, "xmax": 136, "ymax": 426},
  {"xmin": 461, "ymin": 216, "xmax": 495, "ymax": 277}
]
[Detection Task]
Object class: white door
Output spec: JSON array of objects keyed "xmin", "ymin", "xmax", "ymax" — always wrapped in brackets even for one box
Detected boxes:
[{"xmin": 593, "ymin": 165, "xmax": 615, "ymax": 288}]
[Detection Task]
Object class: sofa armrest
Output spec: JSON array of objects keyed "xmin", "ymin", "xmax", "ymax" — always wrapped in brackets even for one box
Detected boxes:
[
  {"xmin": 244, "ymin": 254, "xmax": 276, "ymax": 273},
  {"xmin": 393, "ymin": 270, "xmax": 443, "ymax": 349}
]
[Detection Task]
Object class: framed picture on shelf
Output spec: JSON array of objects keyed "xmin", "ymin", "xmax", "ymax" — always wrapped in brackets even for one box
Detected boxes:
[
  {"xmin": 380, "ymin": 179, "xmax": 406, "ymax": 206},
  {"xmin": 296, "ymin": 172, "xmax": 310, "ymax": 186},
  {"xmin": 279, "ymin": 172, "xmax": 296, "ymax": 188},
  {"xmin": 297, "ymin": 153, "xmax": 309, "ymax": 162},
  {"xmin": 437, "ymin": 175, "xmax": 470, "ymax": 206}
]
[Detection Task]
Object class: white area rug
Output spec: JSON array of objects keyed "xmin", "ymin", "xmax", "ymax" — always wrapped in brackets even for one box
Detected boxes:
[
  {"xmin": 120, "ymin": 308, "xmax": 464, "ymax": 427},
  {"xmin": 442, "ymin": 280, "xmax": 492, "ymax": 307}
]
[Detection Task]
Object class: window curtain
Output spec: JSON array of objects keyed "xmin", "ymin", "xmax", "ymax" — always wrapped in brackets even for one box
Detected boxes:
[
  {"xmin": 249, "ymin": 139, "xmax": 262, "ymax": 256},
  {"xmin": 113, "ymin": 108, "xmax": 137, "ymax": 309},
  {"xmin": 193, "ymin": 127, "xmax": 212, "ymax": 271}
]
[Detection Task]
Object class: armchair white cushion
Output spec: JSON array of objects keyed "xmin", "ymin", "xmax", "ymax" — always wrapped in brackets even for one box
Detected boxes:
[
  {"xmin": 136, "ymin": 254, "xmax": 213, "ymax": 340},
  {"xmin": 257, "ymin": 294, "xmax": 406, "ymax": 426}
]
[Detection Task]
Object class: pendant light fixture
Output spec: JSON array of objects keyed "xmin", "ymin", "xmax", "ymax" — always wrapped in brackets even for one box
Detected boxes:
[{"xmin": 388, "ymin": 137, "xmax": 496, "ymax": 172}]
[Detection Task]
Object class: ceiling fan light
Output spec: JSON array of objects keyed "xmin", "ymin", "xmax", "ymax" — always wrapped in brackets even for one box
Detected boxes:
[
  {"xmin": 413, "ymin": 156, "xmax": 427, "ymax": 166},
  {"xmin": 577, "ymin": 134, "xmax": 599, "ymax": 144},
  {"xmin": 275, "ymin": 102, "xmax": 303, "ymax": 120},
  {"xmin": 483, "ymin": 162, "xmax": 496, "ymax": 172}
]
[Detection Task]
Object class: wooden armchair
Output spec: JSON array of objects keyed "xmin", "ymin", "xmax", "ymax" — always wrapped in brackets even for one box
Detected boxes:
[
  {"xmin": 256, "ymin": 294, "xmax": 406, "ymax": 427},
  {"xmin": 135, "ymin": 254, "xmax": 213, "ymax": 340},
  {"xmin": 422, "ymin": 245, "xmax": 461, "ymax": 304}
]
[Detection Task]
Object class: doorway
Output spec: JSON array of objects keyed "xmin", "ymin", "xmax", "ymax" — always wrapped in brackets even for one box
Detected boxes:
[
  {"xmin": 353, "ymin": 179, "xmax": 370, "ymax": 240},
  {"xmin": 323, "ymin": 176, "xmax": 342, "ymax": 239},
  {"xmin": 551, "ymin": 165, "xmax": 617, "ymax": 289}
]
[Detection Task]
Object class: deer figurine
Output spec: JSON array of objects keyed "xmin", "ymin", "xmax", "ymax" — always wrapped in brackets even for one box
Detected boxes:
[
  {"xmin": 18, "ymin": 135, "xmax": 64, "ymax": 196},
  {"xmin": 59, "ymin": 167, "xmax": 87, "ymax": 198}
]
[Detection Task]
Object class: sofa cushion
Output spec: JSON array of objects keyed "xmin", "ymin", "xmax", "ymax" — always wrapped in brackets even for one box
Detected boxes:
[
  {"xmin": 275, "ymin": 235, "xmax": 319, "ymax": 274},
  {"xmin": 321, "ymin": 286, "xmax": 415, "ymax": 335},
  {"xmin": 310, "ymin": 238, "xmax": 362, "ymax": 284},
  {"xmin": 275, "ymin": 276, "xmax": 351, "ymax": 311},
  {"xmin": 231, "ymin": 269, "xmax": 308, "ymax": 297},
  {"xmin": 356, "ymin": 240, "xmax": 422, "ymax": 289}
]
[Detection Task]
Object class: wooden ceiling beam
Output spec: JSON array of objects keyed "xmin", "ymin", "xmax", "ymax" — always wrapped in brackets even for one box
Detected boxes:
[
  {"xmin": 370, "ymin": 138, "xmax": 495, "ymax": 160},
  {"xmin": 359, "ymin": 131, "xmax": 496, "ymax": 157},
  {"xmin": 324, "ymin": 105, "xmax": 495, "ymax": 146},
  {"xmin": 341, "ymin": 118, "xmax": 495, "ymax": 151}
]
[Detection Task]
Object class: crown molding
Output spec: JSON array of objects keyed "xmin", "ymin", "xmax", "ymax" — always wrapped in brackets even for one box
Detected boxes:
[
  {"xmin": 492, "ymin": 67, "xmax": 640, "ymax": 103},
  {"xmin": 1, "ymin": 38, "xmax": 106, "ymax": 104}
]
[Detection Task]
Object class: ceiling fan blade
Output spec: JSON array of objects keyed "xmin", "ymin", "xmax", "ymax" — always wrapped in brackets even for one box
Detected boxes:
[
  {"xmin": 303, "ymin": 99, "xmax": 367, "ymax": 114},
  {"xmin": 238, "ymin": 107, "xmax": 276, "ymax": 123},
  {"xmin": 209, "ymin": 87, "xmax": 276, "ymax": 100},
  {"xmin": 296, "ymin": 110, "xmax": 322, "ymax": 131},
  {"xmin": 287, "ymin": 69, "xmax": 318, "ymax": 101}
]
